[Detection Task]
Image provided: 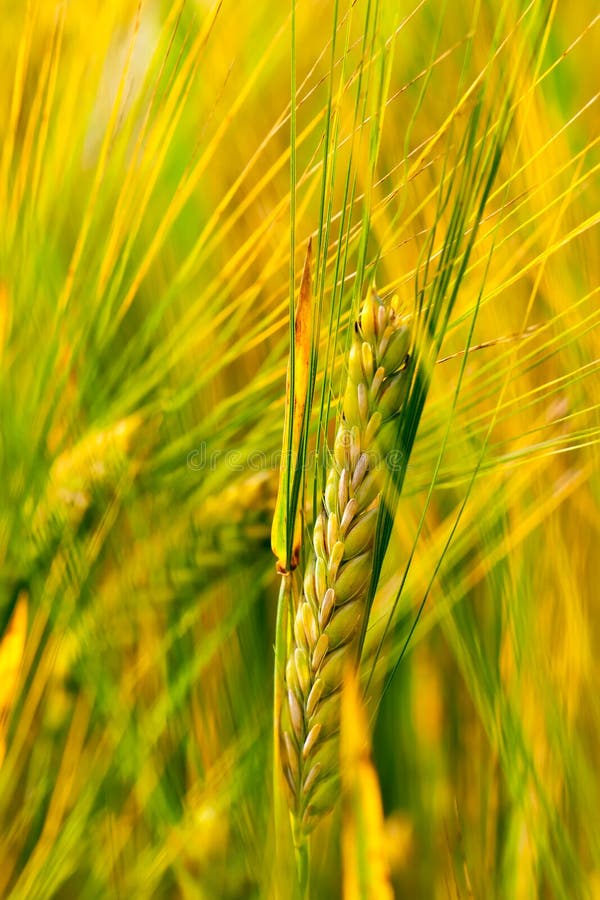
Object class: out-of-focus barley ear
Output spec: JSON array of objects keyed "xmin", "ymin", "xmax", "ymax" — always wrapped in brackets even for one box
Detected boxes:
[
  {"xmin": 30, "ymin": 414, "xmax": 143, "ymax": 556},
  {"xmin": 195, "ymin": 470, "xmax": 277, "ymax": 557},
  {"xmin": 280, "ymin": 288, "xmax": 411, "ymax": 837}
]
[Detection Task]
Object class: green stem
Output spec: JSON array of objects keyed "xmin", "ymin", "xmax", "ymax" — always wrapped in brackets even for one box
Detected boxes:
[
  {"xmin": 293, "ymin": 826, "xmax": 310, "ymax": 900},
  {"xmin": 273, "ymin": 575, "xmax": 291, "ymax": 887}
]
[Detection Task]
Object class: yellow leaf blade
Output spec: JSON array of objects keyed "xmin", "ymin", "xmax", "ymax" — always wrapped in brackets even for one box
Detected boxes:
[
  {"xmin": 0, "ymin": 591, "xmax": 28, "ymax": 768},
  {"xmin": 341, "ymin": 669, "xmax": 394, "ymax": 900},
  {"xmin": 271, "ymin": 236, "xmax": 313, "ymax": 573}
]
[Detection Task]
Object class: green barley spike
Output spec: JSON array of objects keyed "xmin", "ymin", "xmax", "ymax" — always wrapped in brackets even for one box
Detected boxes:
[{"xmin": 280, "ymin": 286, "xmax": 411, "ymax": 835}]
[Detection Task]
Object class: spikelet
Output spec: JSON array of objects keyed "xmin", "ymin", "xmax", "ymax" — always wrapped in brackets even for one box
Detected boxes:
[{"xmin": 280, "ymin": 288, "xmax": 410, "ymax": 835}]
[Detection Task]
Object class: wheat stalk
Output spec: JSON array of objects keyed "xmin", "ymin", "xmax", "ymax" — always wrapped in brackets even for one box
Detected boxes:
[{"xmin": 280, "ymin": 287, "xmax": 411, "ymax": 836}]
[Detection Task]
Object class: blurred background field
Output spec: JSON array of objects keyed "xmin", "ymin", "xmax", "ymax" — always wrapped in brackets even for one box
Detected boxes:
[{"xmin": 0, "ymin": 1, "xmax": 599, "ymax": 897}]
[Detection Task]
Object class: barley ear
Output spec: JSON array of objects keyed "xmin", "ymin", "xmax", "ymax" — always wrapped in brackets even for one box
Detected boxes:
[{"xmin": 280, "ymin": 288, "xmax": 410, "ymax": 836}]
